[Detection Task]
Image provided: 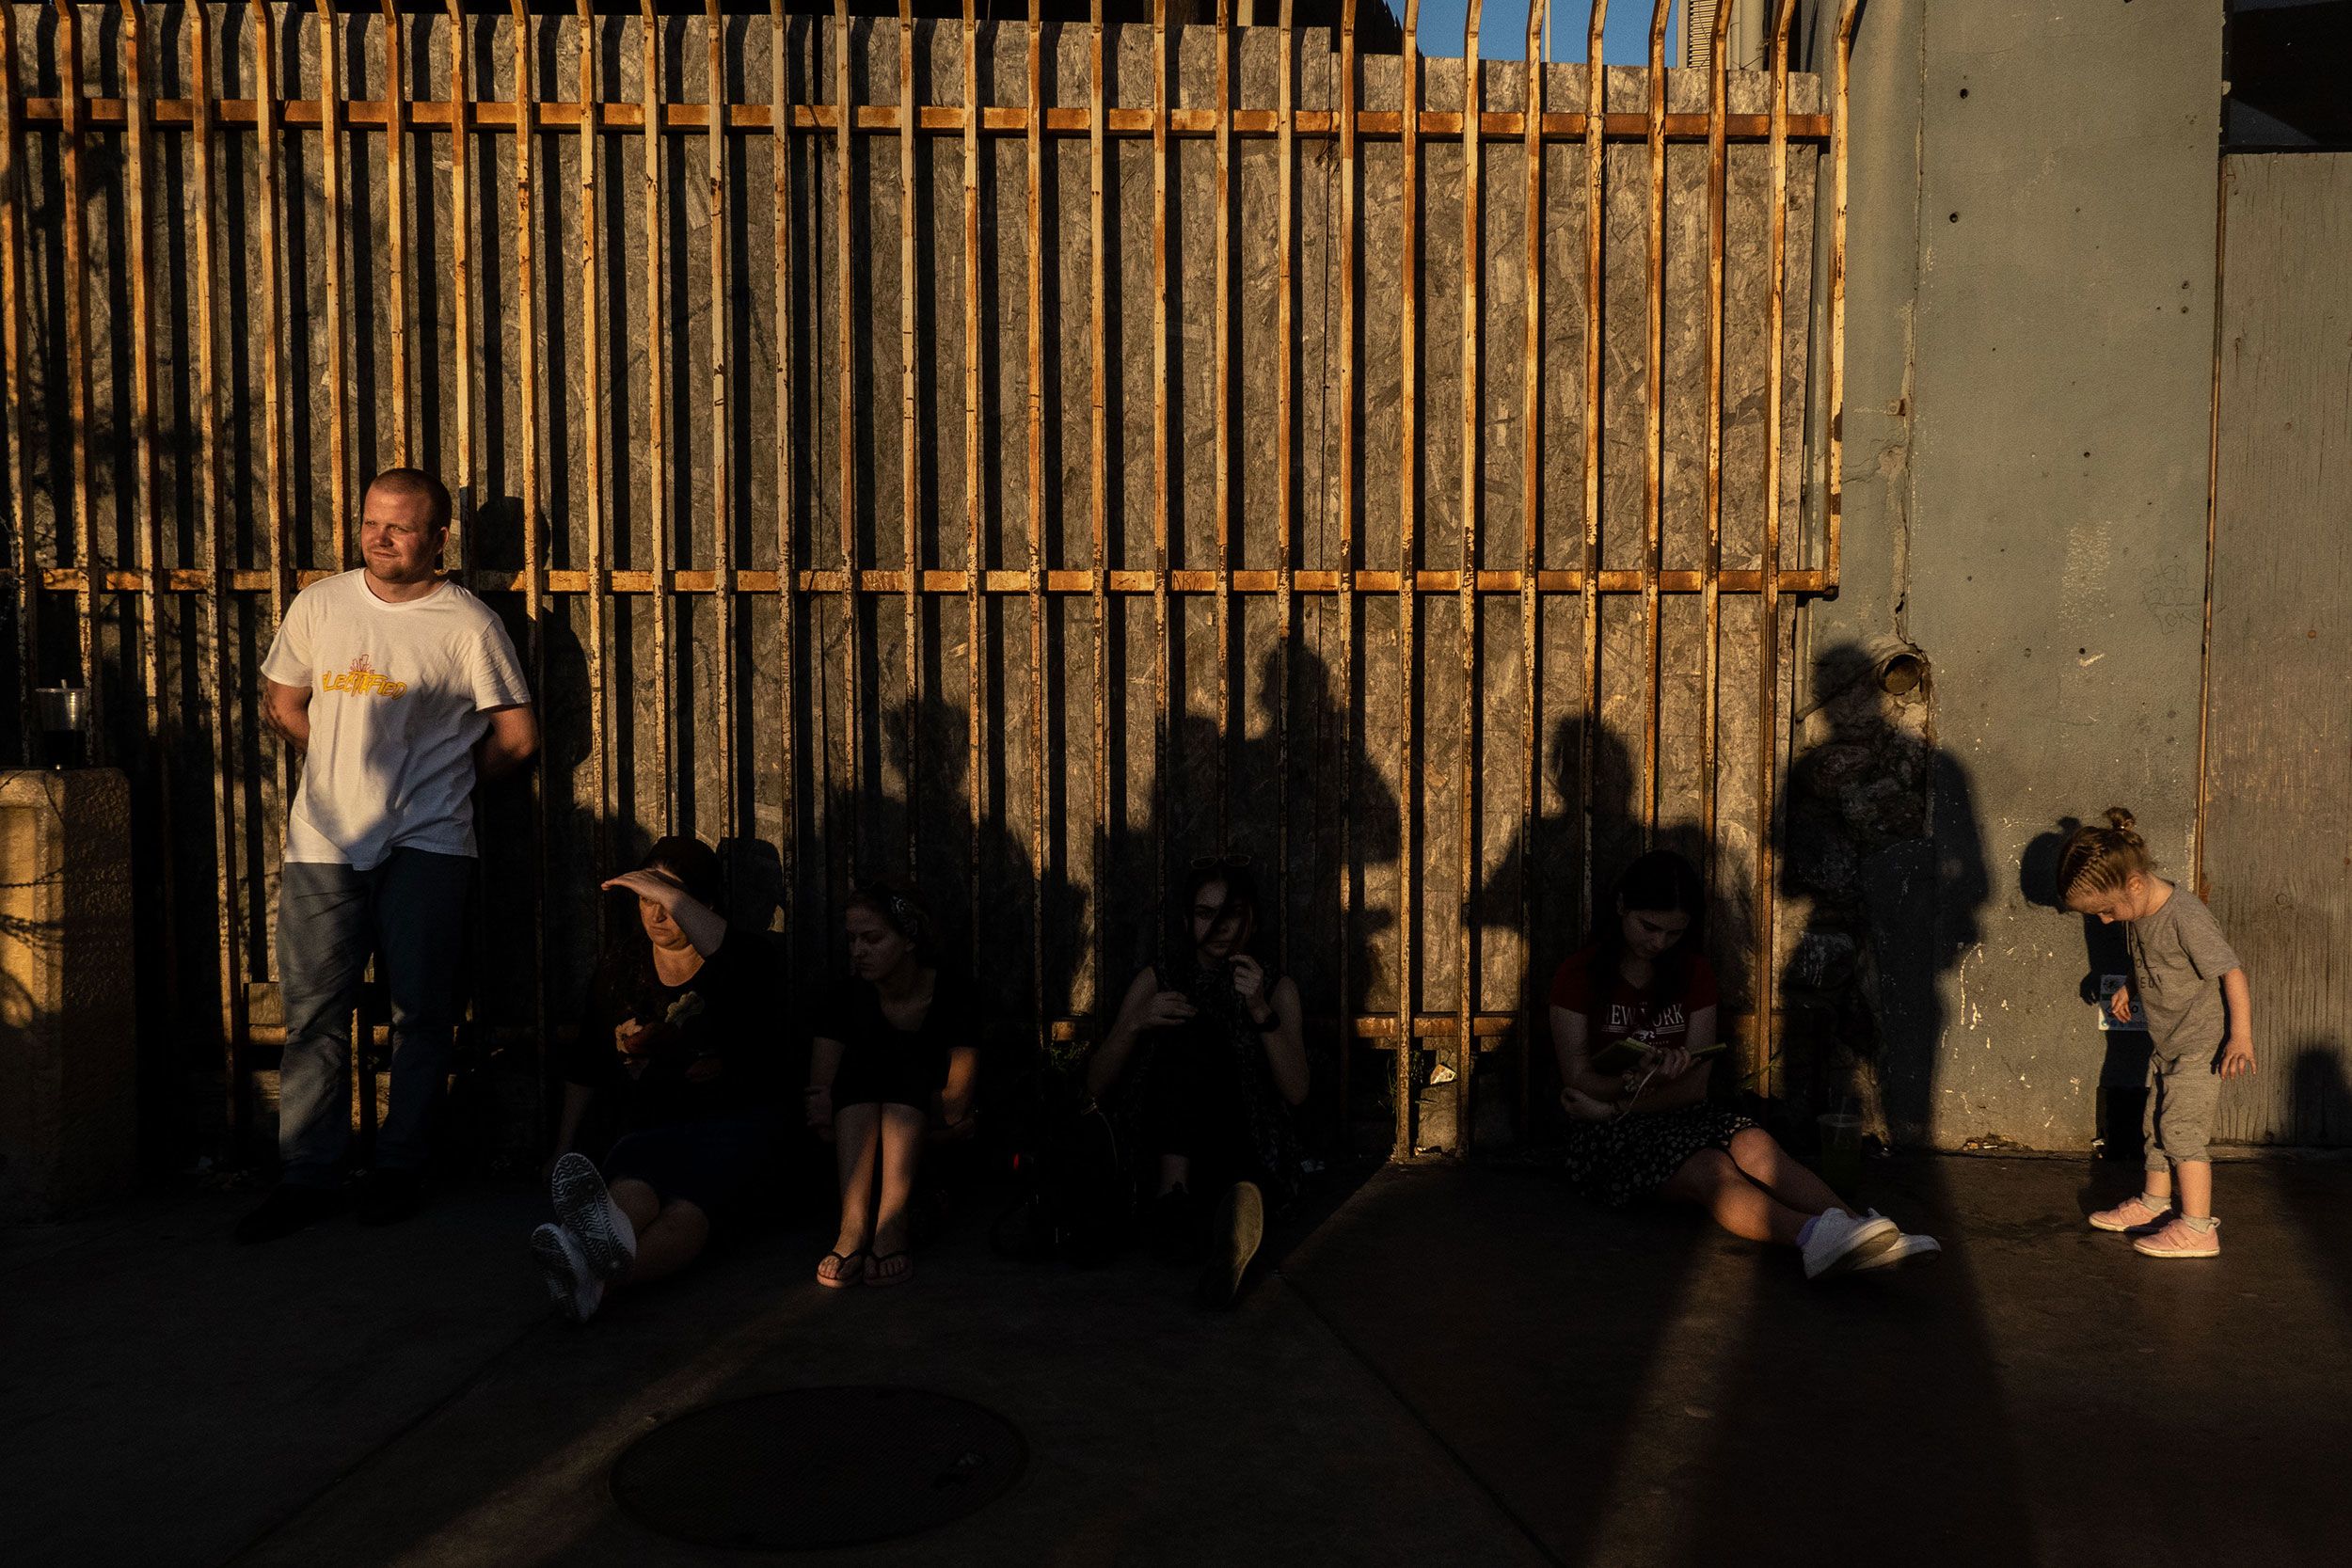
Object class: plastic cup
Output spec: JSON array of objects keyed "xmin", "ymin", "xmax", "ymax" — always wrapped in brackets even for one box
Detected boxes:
[{"xmin": 1817, "ymin": 1112, "xmax": 1866, "ymax": 1198}]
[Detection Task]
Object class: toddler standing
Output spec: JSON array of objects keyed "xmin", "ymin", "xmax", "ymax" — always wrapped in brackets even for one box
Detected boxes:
[{"xmin": 2056, "ymin": 809, "xmax": 2254, "ymax": 1258}]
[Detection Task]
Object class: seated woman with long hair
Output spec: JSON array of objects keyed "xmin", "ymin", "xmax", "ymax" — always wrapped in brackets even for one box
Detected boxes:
[
  {"xmin": 1088, "ymin": 858, "xmax": 1309, "ymax": 1307},
  {"xmin": 1553, "ymin": 849, "xmax": 1939, "ymax": 1279},
  {"xmin": 804, "ymin": 883, "xmax": 978, "ymax": 1288},
  {"xmin": 532, "ymin": 836, "xmax": 785, "ymax": 1322}
]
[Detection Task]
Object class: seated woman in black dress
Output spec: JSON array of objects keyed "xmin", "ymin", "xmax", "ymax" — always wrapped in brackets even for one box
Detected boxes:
[
  {"xmin": 1551, "ymin": 848, "xmax": 1939, "ymax": 1279},
  {"xmin": 532, "ymin": 836, "xmax": 785, "ymax": 1323},
  {"xmin": 1088, "ymin": 858, "xmax": 1308, "ymax": 1307},
  {"xmin": 804, "ymin": 883, "xmax": 977, "ymax": 1288}
]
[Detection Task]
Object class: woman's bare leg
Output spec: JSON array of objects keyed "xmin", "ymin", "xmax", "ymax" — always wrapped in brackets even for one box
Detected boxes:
[
  {"xmin": 870, "ymin": 1104, "xmax": 928, "ymax": 1280},
  {"xmin": 1660, "ymin": 1148, "xmax": 1812, "ymax": 1246},
  {"xmin": 830, "ymin": 1102, "xmax": 882, "ymax": 1261},
  {"xmin": 1723, "ymin": 1127, "xmax": 1854, "ymax": 1218}
]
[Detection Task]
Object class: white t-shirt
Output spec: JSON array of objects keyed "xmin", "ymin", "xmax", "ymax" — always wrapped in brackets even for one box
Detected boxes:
[{"xmin": 260, "ymin": 570, "xmax": 532, "ymax": 868}]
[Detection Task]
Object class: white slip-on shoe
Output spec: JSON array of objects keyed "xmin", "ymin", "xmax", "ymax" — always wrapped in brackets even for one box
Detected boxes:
[
  {"xmin": 1851, "ymin": 1213, "xmax": 1943, "ymax": 1272},
  {"xmin": 1802, "ymin": 1209, "xmax": 1903, "ymax": 1280},
  {"xmin": 531, "ymin": 1223, "xmax": 606, "ymax": 1323},
  {"xmin": 549, "ymin": 1152, "xmax": 638, "ymax": 1281}
]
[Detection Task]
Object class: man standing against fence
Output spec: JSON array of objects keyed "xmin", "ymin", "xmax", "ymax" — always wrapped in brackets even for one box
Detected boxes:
[{"xmin": 236, "ymin": 469, "xmax": 538, "ymax": 1244}]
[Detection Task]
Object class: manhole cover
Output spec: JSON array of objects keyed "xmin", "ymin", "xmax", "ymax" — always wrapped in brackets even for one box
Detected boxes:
[{"xmin": 611, "ymin": 1386, "xmax": 1026, "ymax": 1550}]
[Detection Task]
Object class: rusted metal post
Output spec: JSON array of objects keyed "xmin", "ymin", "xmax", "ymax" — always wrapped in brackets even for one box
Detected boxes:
[
  {"xmin": 894, "ymin": 0, "xmax": 918, "ymax": 874},
  {"xmin": 1274, "ymin": 0, "xmax": 1295, "ymax": 977},
  {"xmin": 52, "ymin": 2, "xmax": 97, "ymax": 753},
  {"xmin": 1025, "ymin": 0, "xmax": 1047, "ymax": 1045},
  {"xmin": 0, "ymin": 4, "xmax": 29, "ymax": 756},
  {"xmin": 961, "ymin": 0, "xmax": 982, "ymax": 972},
  {"xmin": 1828, "ymin": 0, "xmax": 1860, "ymax": 594},
  {"xmin": 832, "ymin": 0, "xmax": 859, "ymax": 884},
  {"xmin": 250, "ymin": 2, "xmax": 291, "ymax": 777},
  {"xmin": 380, "ymin": 0, "xmax": 411, "ymax": 465},
  {"xmin": 1702, "ymin": 1, "xmax": 1732, "ymax": 899},
  {"xmin": 710, "ymin": 0, "xmax": 739, "ymax": 846},
  {"xmin": 1640, "ymin": 0, "xmax": 1669, "ymax": 843},
  {"xmin": 642, "ymin": 0, "xmax": 676, "ymax": 834},
  {"xmin": 185, "ymin": 2, "xmax": 245, "ymax": 1137},
  {"xmin": 772, "ymin": 0, "xmax": 798, "ymax": 972},
  {"xmin": 443, "ymin": 0, "xmax": 473, "ymax": 572},
  {"xmin": 1575, "ymin": 0, "xmax": 1606, "ymax": 934},
  {"xmin": 579, "ymin": 0, "xmax": 611, "ymax": 863},
  {"xmin": 312, "ymin": 0, "xmax": 354, "ymax": 570},
  {"xmin": 1211, "ymin": 0, "xmax": 1232, "ymax": 849},
  {"xmin": 1518, "ymin": 0, "xmax": 1546, "ymax": 1146},
  {"xmin": 1335, "ymin": 0, "xmax": 1358, "ymax": 1145},
  {"xmin": 1394, "ymin": 0, "xmax": 1419, "ymax": 1156},
  {"xmin": 1089, "ymin": 0, "xmax": 1111, "ymax": 1017},
  {"xmin": 1756, "ymin": 0, "xmax": 1801, "ymax": 1095},
  {"xmin": 509, "ymin": 0, "xmax": 551, "ymax": 1125},
  {"xmin": 1454, "ymin": 0, "xmax": 1482, "ymax": 1151},
  {"xmin": 118, "ymin": 0, "xmax": 176, "ymax": 1021},
  {"xmin": 1150, "ymin": 0, "xmax": 1168, "ymax": 928}
]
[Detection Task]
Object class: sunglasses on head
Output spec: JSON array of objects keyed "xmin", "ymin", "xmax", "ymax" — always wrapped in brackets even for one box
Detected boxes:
[{"xmin": 1189, "ymin": 852, "xmax": 1253, "ymax": 870}]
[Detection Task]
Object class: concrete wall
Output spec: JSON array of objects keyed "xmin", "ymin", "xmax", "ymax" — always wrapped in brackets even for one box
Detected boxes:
[{"xmin": 1801, "ymin": 0, "xmax": 2224, "ymax": 1148}]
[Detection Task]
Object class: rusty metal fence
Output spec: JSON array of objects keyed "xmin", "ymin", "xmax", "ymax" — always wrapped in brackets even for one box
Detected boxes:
[{"xmin": 0, "ymin": 0, "xmax": 1854, "ymax": 1159}]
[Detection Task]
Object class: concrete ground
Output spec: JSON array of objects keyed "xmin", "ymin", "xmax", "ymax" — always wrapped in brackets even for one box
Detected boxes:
[{"xmin": 5, "ymin": 1153, "xmax": 2349, "ymax": 1568}]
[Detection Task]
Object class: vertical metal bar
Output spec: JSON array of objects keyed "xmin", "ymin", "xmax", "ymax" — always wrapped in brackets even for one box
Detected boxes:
[
  {"xmin": 1454, "ymin": 1, "xmax": 1480, "ymax": 1149},
  {"xmin": 1024, "ymin": 0, "xmax": 1046, "ymax": 1044},
  {"xmin": 508, "ymin": 0, "xmax": 550, "ymax": 1127},
  {"xmin": 444, "ymin": 0, "xmax": 473, "ymax": 572},
  {"xmin": 641, "ymin": 0, "xmax": 675, "ymax": 834},
  {"xmin": 832, "ymin": 0, "xmax": 858, "ymax": 884},
  {"xmin": 52, "ymin": 2, "xmax": 97, "ymax": 749},
  {"xmin": 1756, "ymin": 0, "xmax": 1801, "ymax": 1096},
  {"xmin": 1211, "ymin": 0, "xmax": 1231, "ymax": 849},
  {"xmin": 578, "ymin": 0, "xmax": 610, "ymax": 864},
  {"xmin": 1394, "ymin": 0, "xmax": 1418, "ymax": 1155},
  {"xmin": 1513, "ymin": 0, "xmax": 1546, "ymax": 1144},
  {"xmin": 0, "ymin": 6, "xmax": 31, "ymax": 754},
  {"xmin": 251, "ymin": 1, "xmax": 291, "ymax": 734},
  {"xmin": 380, "ymin": 0, "xmax": 410, "ymax": 466},
  {"xmin": 119, "ymin": 0, "xmax": 176, "ymax": 1020},
  {"xmin": 1702, "ymin": 2, "xmax": 1731, "ymax": 902},
  {"xmin": 1640, "ymin": 0, "xmax": 1668, "ymax": 844},
  {"xmin": 1275, "ymin": 0, "xmax": 1294, "ymax": 977},
  {"xmin": 896, "ymin": 0, "xmax": 917, "ymax": 874},
  {"xmin": 1089, "ymin": 0, "xmax": 1110, "ymax": 1015},
  {"xmin": 961, "ymin": 0, "xmax": 981, "ymax": 973},
  {"xmin": 1828, "ymin": 0, "xmax": 1858, "ymax": 593},
  {"xmin": 183, "ymin": 3, "xmax": 243, "ymax": 1143},
  {"xmin": 1150, "ymin": 0, "xmax": 1168, "ymax": 937},
  {"xmin": 1575, "ymin": 0, "xmax": 1606, "ymax": 933},
  {"xmin": 2194, "ymin": 113, "xmax": 2225, "ymax": 896},
  {"xmin": 1336, "ymin": 0, "xmax": 1357, "ymax": 1147},
  {"xmin": 312, "ymin": 0, "xmax": 352, "ymax": 569},
  {"xmin": 772, "ymin": 0, "xmax": 797, "ymax": 974},
  {"xmin": 709, "ymin": 0, "xmax": 738, "ymax": 846}
]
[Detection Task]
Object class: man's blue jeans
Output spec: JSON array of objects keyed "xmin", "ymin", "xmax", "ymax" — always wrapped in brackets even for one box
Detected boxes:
[{"xmin": 275, "ymin": 849, "xmax": 473, "ymax": 1186}]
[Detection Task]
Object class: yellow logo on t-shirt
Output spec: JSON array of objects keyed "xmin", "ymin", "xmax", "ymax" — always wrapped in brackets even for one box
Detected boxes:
[{"xmin": 320, "ymin": 654, "xmax": 409, "ymax": 700}]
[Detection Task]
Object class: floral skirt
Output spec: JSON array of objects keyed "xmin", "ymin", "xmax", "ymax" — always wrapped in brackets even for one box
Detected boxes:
[{"xmin": 1564, "ymin": 1102, "xmax": 1760, "ymax": 1208}]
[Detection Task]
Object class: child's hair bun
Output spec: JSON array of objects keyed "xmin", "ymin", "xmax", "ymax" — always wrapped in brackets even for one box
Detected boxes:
[{"xmin": 2103, "ymin": 806, "xmax": 2143, "ymax": 846}]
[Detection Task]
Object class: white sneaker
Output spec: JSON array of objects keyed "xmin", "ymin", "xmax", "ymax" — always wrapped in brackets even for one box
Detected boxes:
[
  {"xmin": 1801, "ymin": 1209, "xmax": 1903, "ymax": 1280},
  {"xmin": 549, "ymin": 1153, "xmax": 637, "ymax": 1281},
  {"xmin": 531, "ymin": 1223, "xmax": 606, "ymax": 1323},
  {"xmin": 1851, "ymin": 1212, "xmax": 1943, "ymax": 1272}
]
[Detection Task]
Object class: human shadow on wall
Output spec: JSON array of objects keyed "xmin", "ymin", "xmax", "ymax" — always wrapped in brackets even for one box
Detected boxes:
[
  {"xmin": 2019, "ymin": 820, "xmax": 2152, "ymax": 1218},
  {"xmin": 1667, "ymin": 639, "xmax": 2039, "ymax": 1567}
]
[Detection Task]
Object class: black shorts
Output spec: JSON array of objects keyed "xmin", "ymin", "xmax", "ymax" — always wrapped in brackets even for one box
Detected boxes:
[
  {"xmin": 832, "ymin": 1045, "xmax": 947, "ymax": 1112},
  {"xmin": 601, "ymin": 1117, "xmax": 777, "ymax": 1225}
]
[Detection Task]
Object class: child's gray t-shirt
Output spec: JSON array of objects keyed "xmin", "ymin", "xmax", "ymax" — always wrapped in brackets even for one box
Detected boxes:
[{"xmin": 2124, "ymin": 886, "xmax": 2243, "ymax": 1056}]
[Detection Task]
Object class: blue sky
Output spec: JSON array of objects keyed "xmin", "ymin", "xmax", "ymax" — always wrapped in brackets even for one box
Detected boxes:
[{"xmin": 1403, "ymin": 0, "xmax": 1680, "ymax": 64}]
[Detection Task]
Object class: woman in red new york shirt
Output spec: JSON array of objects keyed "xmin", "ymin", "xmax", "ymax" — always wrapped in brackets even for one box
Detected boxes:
[{"xmin": 1550, "ymin": 851, "xmax": 1939, "ymax": 1281}]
